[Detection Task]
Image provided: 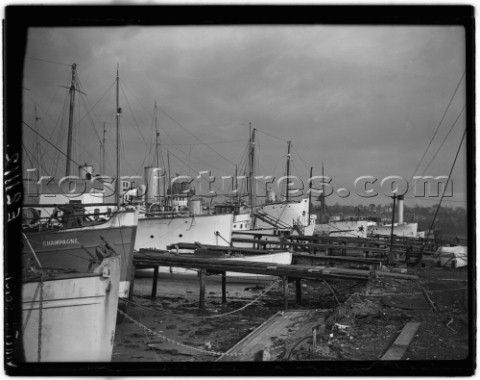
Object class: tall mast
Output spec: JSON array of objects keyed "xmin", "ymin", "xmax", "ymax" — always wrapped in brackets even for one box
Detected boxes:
[
  {"xmin": 101, "ymin": 121, "xmax": 106, "ymax": 174},
  {"xmin": 166, "ymin": 151, "xmax": 171, "ymax": 206},
  {"xmin": 321, "ymin": 162, "xmax": 326, "ymax": 219},
  {"xmin": 388, "ymin": 195, "xmax": 397, "ymax": 265},
  {"xmin": 154, "ymin": 100, "xmax": 167, "ymax": 202},
  {"xmin": 234, "ymin": 164, "xmax": 238, "ymax": 203},
  {"xmin": 34, "ymin": 106, "xmax": 41, "ymax": 179},
  {"xmin": 65, "ymin": 63, "xmax": 77, "ymax": 177},
  {"xmin": 154, "ymin": 101, "xmax": 160, "ymax": 167},
  {"xmin": 285, "ymin": 140, "xmax": 291, "ymax": 202},
  {"xmin": 308, "ymin": 166, "xmax": 313, "ymax": 222},
  {"xmin": 248, "ymin": 123, "xmax": 256, "ymax": 219},
  {"xmin": 115, "ymin": 65, "xmax": 121, "ymax": 209}
]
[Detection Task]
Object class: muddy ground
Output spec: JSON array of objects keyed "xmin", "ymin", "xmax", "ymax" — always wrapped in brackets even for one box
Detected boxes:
[{"xmin": 113, "ymin": 265, "xmax": 470, "ymax": 363}]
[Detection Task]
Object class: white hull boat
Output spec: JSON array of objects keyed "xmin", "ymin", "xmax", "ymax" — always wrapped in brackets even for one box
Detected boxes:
[
  {"xmin": 136, "ymin": 251, "xmax": 292, "ymax": 282},
  {"xmin": 315, "ymin": 220, "xmax": 369, "ymax": 238},
  {"xmin": 135, "ymin": 213, "xmax": 233, "ymax": 251},
  {"xmin": 134, "ymin": 213, "xmax": 234, "ymax": 277},
  {"xmin": 22, "ymin": 208, "xmax": 138, "ymax": 298},
  {"xmin": 21, "ymin": 254, "xmax": 121, "ymax": 362},
  {"xmin": 367, "ymin": 223, "xmax": 418, "ymax": 238},
  {"xmin": 435, "ymin": 246, "xmax": 468, "ymax": 268}
]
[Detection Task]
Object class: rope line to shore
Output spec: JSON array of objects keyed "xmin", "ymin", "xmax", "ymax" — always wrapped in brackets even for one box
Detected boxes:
[
  {"xmin": 363, "ymin": 287, "xmax": 468, "ymax": 298},
  {"xmin": 200, "ymin": 279, "xmax": 280, "ymax": 319},
  {"xmin": 117, "ymin": 308, "xmax": 253, "ymax": 357}
]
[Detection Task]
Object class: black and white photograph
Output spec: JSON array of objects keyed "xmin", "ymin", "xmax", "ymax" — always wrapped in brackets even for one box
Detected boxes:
[{"xmin": 4, "ymin": 5, "xmax": 475, "ymax": 376}]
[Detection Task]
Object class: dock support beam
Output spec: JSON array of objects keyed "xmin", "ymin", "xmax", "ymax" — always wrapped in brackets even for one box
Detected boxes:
[
  {"xmin": 221, "ymin": 271, "xmax": 227, "ymax": 304},
  {"xmin": 151, "ymin": 266, "xmax": 159, "ymax": 300},
  {"xmin": 128, "ymin": 263, "xmax": 136, "ymax": 301},
  {"xmin": 282, "ymin": 276, "xmax": 289, "ymax": 310},
  {"xmin": 295, "ymin": 278, "xmax": 302, "ymax": 304},
  {"xmin": 199, "ymin": 269, "xmax": 206, "ymax": 310}
]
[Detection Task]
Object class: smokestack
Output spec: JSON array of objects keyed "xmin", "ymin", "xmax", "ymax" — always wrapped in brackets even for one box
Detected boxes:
[{"xmin": 397, "ymin": 195, "xmax": 404, "ymax": 225}]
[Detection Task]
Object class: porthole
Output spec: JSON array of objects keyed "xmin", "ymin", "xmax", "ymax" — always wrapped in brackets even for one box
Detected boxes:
[
  {"xmin": 179, "ymin": 234, "xmax": 183, "ymax": 238},
  {"xmin": 150, "ymin": 235, "xmax": 154, "ymax": 239}
]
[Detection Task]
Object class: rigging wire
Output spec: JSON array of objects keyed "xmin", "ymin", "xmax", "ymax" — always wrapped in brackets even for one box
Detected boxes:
[
  {"xmin": 115, "ymin": 79, "xmax": 172, "ymax": 172},
  {"xmin": 404, "ymin": 71, "xmax": 466, "ymax": 189},
  {"xmin": 50, "ymin": 91, "xmax": 71, "ymax": 177},
  {"xmin": 25, "ymin": 56, "xmax": 71, "ymax": 67},
  {"xmin": 419, "ymin": 106, "xmax": 466, "ymax": 176},
  {"xmin": 420, "ymin": 127, "xmax": 466, "ymax": 254},
  {"xmin": 164, "ymin": 139, "xmax": 247, "ymax": 146},
  {"xmin": 22, "ymin": 142, "xmax": 35, "ymax": 169},
  {"xmin": 23, "ymin": 121, "xmax": 98, "ymax": 176},
  {"xmin": 155, "ymin": 104, "xmax": 237, "ymax": 167},
  {"xmin": 255, "ymin": 128, "xmax": 289, "ymax": 143}
]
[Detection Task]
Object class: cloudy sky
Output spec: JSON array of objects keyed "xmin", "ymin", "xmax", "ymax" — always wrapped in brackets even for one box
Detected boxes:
[{"xmin": 22, "ymin": 24, "xmax": 467, "ymax": 207}]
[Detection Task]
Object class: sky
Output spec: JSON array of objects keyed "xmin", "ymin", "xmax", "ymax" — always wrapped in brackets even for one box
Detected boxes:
[{"xmin": 21, "ymin": 24, "xmax": 468, "ymax": 208}]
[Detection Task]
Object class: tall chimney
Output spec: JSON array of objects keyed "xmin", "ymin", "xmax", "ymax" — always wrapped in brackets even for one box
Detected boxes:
[{"xmin": 397, "ymin": 195, "xmax": 404, "ymax": 225}]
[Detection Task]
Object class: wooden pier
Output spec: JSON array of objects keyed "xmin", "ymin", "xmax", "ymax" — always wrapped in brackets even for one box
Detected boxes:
[
  {"xmin": 131, "ymin": 249, "xmax": 418, "ymax": 310},
  {"xmin": 231, "ymin": 231, "xmax": 438, "ymax": 256}
]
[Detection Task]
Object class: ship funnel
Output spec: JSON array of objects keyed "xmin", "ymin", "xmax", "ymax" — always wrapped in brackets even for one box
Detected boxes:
[
  {"xmin": 78, "ymin": 163, "xmax": 93, "ymax": 179},
  {"xmin": 266, "ymin": 188, "xmax": 276, "ymax": 203},
  {"xmin": 188, "ymin": 199, "xmax": 202, "ymax": 215},
  {"xmin": 397, "ymin": 195, "xmax": 404, "ymax": 225},
  {"xmin": 144, "ymin": 166, "xmax": 161, "ymax": 204}
]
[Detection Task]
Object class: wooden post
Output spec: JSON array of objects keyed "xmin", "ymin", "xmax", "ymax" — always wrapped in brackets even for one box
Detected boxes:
[
  {"xmin": 221, "ymin": 271, "xmax": 227, "ymax": 304},
  {"xmin": 282, "ymin": 276, "xmax": 289, "ymax": 310},
  {"xmin": 295, "ymin": 278, "xmax": 302, "ymax": 304},
  {"xmin": 128, "ymin": 262, "xmax": 136, "ymax": 301},
  {"xmin": 151, "ymin": 265, "xmax": 159, "ymax": 300},
  {"xmin": 199, "ymin": 269, "xmax": 206, "ymax": 310}
]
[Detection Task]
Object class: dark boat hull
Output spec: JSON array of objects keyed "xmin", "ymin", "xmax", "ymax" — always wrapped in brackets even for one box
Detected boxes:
[{"xmin": 22, "ymin": 225, "xmax": 136, "ymax": 298}]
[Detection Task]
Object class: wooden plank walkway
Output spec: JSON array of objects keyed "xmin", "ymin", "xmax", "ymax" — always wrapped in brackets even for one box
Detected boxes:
[
  {"xmin": 132, "ymin": 249, "xmax": 418, "ymax": 309},
  {"xmin": 135, "ymin": 249, "xmax": 418, "ymax": 281},
  {"xmin": 216, "ymin": 310, "xmax": 325, "ymax": 361},
  {"xmin": 380, "ymin": 322, "xmax": 421, "ymax": 360},
  {"xmin": 293, "ymin": 252, "xmax": 383, "ymax": 269}
]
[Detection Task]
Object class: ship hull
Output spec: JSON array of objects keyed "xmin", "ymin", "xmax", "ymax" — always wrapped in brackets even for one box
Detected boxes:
[
  {"xmin": 22, "ymin": 211, "xmax": 137, "ymax": 298},
  {"xmin": 368, "ymin": 223, "xmax": 418, "ymax": 238},
  {"xmin": 315, "ymin": 220, "xmax": 369, "ymax": 238},
  {"xmin": 21, "ymin": 255, "xmax": 120, "ymax": 362},
  {"xmin": 135, "ymin": 251, "xmax": 292, "ymax": 282},
  {"xmin": 254, "ymin": 199, "xmax": 312, "ymax": 229},
  {"xmin": 134, "ymin": 213, "xmax": 233, "ymax": 251}
]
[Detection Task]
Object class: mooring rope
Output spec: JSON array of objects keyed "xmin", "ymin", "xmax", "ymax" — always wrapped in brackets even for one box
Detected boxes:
[
  {"xmin": 117, "ymin": 308, "xmax": 252, "ymax": 357},
  {"xmin": 200, "ymin": 279, "xmax": 280, "ymax": 319}
]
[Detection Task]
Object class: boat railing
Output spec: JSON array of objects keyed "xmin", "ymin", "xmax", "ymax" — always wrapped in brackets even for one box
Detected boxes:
[
  {"xmin": 22, "ymin": 209, "xmax": 118, "ymax": 230},
  {"xmin": 144, "ymin": 210, "xmax": 192, "ymax": 218}
]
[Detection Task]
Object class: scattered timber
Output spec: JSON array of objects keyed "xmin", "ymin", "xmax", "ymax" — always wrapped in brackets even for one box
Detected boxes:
[
  {"xmin": 216, "ymin": 310, "xmax": 327, "ymax": 361},
  {"xmin": 380, "ymin": 322, "xmax": 421, "ymax": 360}
]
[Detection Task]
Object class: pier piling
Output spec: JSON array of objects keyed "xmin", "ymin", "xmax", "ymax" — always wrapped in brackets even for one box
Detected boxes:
[
  {"xmin": 199, "ymin": 269, "xmax": 206, "ymax": 310},
  {"xmin": 221, "ymin": 271, "xmax": 227, "ymax": 303}
]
